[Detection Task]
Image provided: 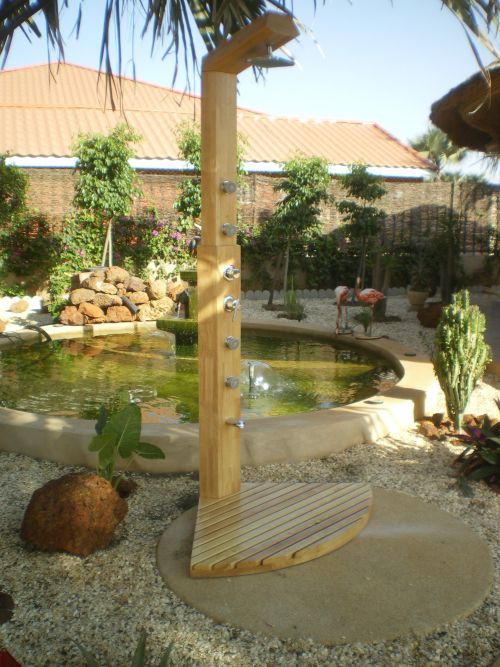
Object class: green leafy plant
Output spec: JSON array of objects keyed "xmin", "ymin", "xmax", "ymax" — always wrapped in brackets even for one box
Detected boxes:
[
  {"xmin": 77, "ymin": 630, "xmax": 173, "ymax": 666},
  {"xmin": 452, "ymin": 403, "xmax": 500, "ymax": 494},
  {"xmin": 336, "ymin": 164, "xmax": 386, "ymax": 290},
  {"xmin": 432, "ymin": 290, "xmax": 491, "ymax": 431},
  {"xmin": 354, "ymin": 306, "xmax": 373, "ymax": 334},
  {"xmin": 89, "ymin": 403, "xmax": 165, "ymax": 489},
  {"xmin": 278, "ymin": 278, "xmax": 306, "ymax": 321}
]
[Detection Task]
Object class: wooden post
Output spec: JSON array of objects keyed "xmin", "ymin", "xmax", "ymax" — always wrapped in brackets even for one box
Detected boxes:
[{"xmin": 198, "ymin": 13, "xmax": 298, "ymax": 500}]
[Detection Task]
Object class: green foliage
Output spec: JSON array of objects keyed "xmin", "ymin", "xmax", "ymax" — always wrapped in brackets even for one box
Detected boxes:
[
  {"xmin": 336, "ymin": 164, "xmax": 386, "ymax": 287},
  {"xmin": 432, "ymin": 290, "xmax": 491, "ymax": 431},
  {"xmin": 72, "ymin": 124, "xmax": 142, "ymax": 220},
  {"xmin": 173, "ymin": 121, "xmax": 246, "ymax": 234},
  {"xmin": 89, "ymin": 403, "xmax": 165, "ymax": 489},
  {"xmin": 157, "ymin": 318, "xmax": 198, "ymax": 344},
  {"xmin": 0, "ymin": 155, "xmax": 28, "ymax": 222},
  {"xmin": 354, "ymin": 307, "xmax": 373, "ymax": 334},
  {"xmin": 272, "ymin": 155, "xmax": 330, "ymax": 239},
  {"xmin": 452, "ymin": 406, "xmax": 500, "ymax": 495},
  {"xmin": 410, "ymin": 126, "xmax": 467, "ymax": 177},
  {"xmin": 77, "ymin": 630, "xmax": 173, "ymax": 666}
]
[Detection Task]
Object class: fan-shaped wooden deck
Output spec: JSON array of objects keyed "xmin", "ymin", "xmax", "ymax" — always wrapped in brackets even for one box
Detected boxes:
[{"xmin": 190, "ymin": 481, "xmax": 372, "ymax": 577}]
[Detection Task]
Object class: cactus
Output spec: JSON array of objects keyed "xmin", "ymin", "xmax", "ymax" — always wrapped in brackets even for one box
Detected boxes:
[{"xmin": 432, "ymin": 290, "xmax": 491, "ymax": 431}]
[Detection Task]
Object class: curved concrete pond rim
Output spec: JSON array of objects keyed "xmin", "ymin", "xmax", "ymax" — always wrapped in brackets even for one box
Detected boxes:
[{"xmin": 0, "ymin": 319, "xmax": 439, "ymax": 472}]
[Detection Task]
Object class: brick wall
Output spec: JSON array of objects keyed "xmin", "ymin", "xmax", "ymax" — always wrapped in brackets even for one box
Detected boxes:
[{"xmin": 24, "ymin": 168, "xmax": 499, "ymax": 252}]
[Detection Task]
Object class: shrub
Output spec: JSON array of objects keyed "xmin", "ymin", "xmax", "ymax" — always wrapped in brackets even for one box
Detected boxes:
[{"xmin": 432, "ymin": 290, "xmax": 490, "ymax": 431}]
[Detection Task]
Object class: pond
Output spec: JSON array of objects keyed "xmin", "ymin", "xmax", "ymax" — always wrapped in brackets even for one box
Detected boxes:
[{"xmin": 0, "ymin": 330, "xmax": 398, "ymax": 422}]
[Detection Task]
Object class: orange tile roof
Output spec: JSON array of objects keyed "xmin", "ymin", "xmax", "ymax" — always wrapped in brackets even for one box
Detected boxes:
[{"xmin": 0, "ymin": 62, "xmax": 432, "ymax": 171}]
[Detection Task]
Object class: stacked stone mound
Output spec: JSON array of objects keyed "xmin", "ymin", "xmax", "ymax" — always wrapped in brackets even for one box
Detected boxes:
[{"xmin": 59, "ymin": 266, "xmax": 188, "ymax": 325}]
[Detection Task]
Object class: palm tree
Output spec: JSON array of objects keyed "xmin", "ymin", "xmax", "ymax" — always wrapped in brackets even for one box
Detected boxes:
[
  {"xmin": 411, "ymin": 126, "xmax": 469, "ymax": 178},
  {"xmin": 0, "ymin": 1, "xmax": 499, "ymax": 85}
]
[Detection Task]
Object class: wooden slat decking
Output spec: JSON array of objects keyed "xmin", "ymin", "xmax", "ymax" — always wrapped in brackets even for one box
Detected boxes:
[{"xmin": 190, "ymin": 482, "xmax": 372, "ymax": 577}]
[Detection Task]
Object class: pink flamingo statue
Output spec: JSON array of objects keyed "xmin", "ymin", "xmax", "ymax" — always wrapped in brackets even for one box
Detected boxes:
[
  {"xmin": 354, "ymin": 277, "xmax": 385, "ymax": 336},
  {"xmin": 334, "ymin": 285, "xmax": 351, "ymax": 334}
]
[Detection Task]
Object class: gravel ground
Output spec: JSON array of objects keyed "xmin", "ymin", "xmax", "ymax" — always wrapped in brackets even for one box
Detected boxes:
[{"xmin": 0, "ymin": 296, "xmax": 499, "ymax": 667}]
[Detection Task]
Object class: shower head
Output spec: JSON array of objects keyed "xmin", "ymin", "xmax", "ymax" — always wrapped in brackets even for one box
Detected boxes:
[{"xmin": 246, "ymin": 44, "xmax": 294, "ymax": 69}]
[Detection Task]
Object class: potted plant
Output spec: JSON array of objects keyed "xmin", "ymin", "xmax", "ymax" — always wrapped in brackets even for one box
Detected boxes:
[{"xmin": 407, "ymin": 253, "xmax": 430, "ymax": 307}]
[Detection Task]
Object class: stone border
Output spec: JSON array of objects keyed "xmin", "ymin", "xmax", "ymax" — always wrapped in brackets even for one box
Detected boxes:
[{"xmin": 0, "ymin": 320, "xmax": 439, "ymax": 472}]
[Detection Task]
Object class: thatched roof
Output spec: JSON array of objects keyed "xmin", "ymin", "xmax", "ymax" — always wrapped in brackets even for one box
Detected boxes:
[{"xmin": 430, "ymin": 64, "xmax": 500, "ymax": 152}]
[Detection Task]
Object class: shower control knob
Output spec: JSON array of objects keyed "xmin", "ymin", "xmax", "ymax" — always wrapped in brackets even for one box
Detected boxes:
[
  {"xmin": 221, "ymin": 223, "xmax": 237, "ymax": 237},
  {"xmin": 224, "ymin": 376, "xmax": 240, "ymax": 389},
  {"xmin": 223, "ymin": 265, "xmax": 241, "ymax": 281},
  {"xmin": 224, "ymin": 336, "xmax": 240, "ymax": 350},
  {"xmin": 223, "ymin": 296, "xmax": 240, "ymax": 321},
  {"xmin": 221, "ymin": 180, "xmax": 237, "ymax": 194}
]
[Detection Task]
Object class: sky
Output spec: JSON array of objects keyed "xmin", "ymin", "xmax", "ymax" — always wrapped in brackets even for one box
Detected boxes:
[{"xmin": 3, "ymin": 0, "xmax": 498, "ymax": 179}]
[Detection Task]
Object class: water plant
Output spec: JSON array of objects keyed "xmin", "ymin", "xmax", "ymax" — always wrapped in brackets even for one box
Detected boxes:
[
  {"xmin": 279, "ymin": 278, "xmax": 306, "ymax": 321},
  {"xmin": 452, "ymin": 404, "xmax": 500, "ymax": 494},
  {"xmin": 89, "ymin": 403, "xmax": 165, "ymax": 489},
  {"xmin": 432, "ymin": 290, "xmax": 490, "ymax": 431},
  {"xmin": 355, "ymin": 307, "xmax": 373, "ymax": 334}
]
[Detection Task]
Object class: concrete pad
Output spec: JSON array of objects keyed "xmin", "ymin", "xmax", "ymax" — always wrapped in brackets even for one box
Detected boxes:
[{"xmin": 157, "ymin": 488, "xmax": 493, "ymax": 644}]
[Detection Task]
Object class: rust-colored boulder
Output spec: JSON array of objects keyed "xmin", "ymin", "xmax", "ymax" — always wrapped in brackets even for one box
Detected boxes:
[
  {"xmin": 0, "ymin": 319, "xmax": 6, "ymax": 333},
  {"xmin": 59, "ymin": 306, "xmax": 85, "ymax": 326},
  {"xmin": 106, "ymin": 305, "xmax": 133, "ymax": 322},
  {"xmin": 78, "ymin": 302, "xmax": 105, "ymax": 319},
  {"xmin": 126, "ymin": 276, "xmax": 146, "ymax": 292},
  {"xmin": 106, "ymin": 266, "xmax": 130, "ymax": 284},
  {"xmin": 82, "ymin": 277, "xmax": 118, "ymax": 295},
  {"xmin": 147, "ymin": 279, "xmax": 167, "ymax": 300},
  {"xmin": 20, "ymin": 472, "xmax": 127, "ymax": 556},
  {"xmin": 90, "ymin": 269, "xmax": 106, "ymax": 279},
  {"xmin": 417, "ymin": 420, "xmax": 448, "ymax": 440},
  {"xmin": 126, "ymin": 290, "xmax": 149, "ymax": 305},
  {"xmin": 70, "ymin": 288, "xmax": 95, "ymax": 305},
  {"xmin": 72, "ymin": 271, "xmax": 92, "ymax": 288},
  {"xmin": 93, "ymin": 293, "xmax": 122, "ymax": 308},
  {"xmin": 9, "ymin": 300, "xmax": 29, "ymax": 313}
]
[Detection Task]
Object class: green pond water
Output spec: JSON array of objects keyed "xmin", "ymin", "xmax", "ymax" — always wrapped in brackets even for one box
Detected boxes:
[{"xmin": 0, "ymin": 331, "xmax": 398, "ymax": 422}]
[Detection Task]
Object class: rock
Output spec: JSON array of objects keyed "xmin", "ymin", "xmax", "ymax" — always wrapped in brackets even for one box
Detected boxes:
[
  {"xmin": 20, "ymin": 472, "xmax": 127, "ymax": 556},
  {"xmin": 137, "ymin": 296, "xmax": 176, "ymax": 321},
  {"xmin": 72, "ymin": 271, "xmax": 92, "ymax": 289},
  {"xmin": 147, "ymin": 279, "xmax": 167, "ymax": 300},
  {"xmin": 78, "ymin": 302, "xmax": 105, "ymax": 319},
  {"xmin": 150, "ymin": 296, "xmax": 176, "ymax": 315},
  {"xmin": 82, "ymin": 277, "xmax": 118, "ymax": 295},
  {"xmin": 9, "ymin": 299, "xmax": 29, "ymax": 313},
  {"xmin": 125, "ymin": 290, "xmax": 149, "ymax": 305},
  {"xmin": 93, "ymin": 293, "xmax": 122, "ymax": 308},
  {"xmin": 59, "ymin": 306, "xmax": 85, "ymax": 326},
  {"xmin": 70, "ymin": 288, "xmax": 95, "ymax": 305},
  {"xmin": 417, "ymin": 420, "xmax": 447, "ymax": 440},
  {"xmin": 106, "ymin": 266, "xmax": 130, "ymax": 284},
  {"xmin": 167, "ymin": 277, "xmax": 189, "ymax": 299},
  {"xmin": 90, "ymin": 269, "xmax": 106, "ymax": 279},
  {"xmin": 116, "ymin": 282, "xmax": 125, "ymax": 290},
  {"xmin": 126, "ymin": 276, "xmax": 146, "ymax": 292},
  {"xmin": 0, "ymin": 320, "xmax": 6, "ymax": 333},
  {"xmin": 106, "ymin": 305, "xmax": 133, "ymax": 323}
]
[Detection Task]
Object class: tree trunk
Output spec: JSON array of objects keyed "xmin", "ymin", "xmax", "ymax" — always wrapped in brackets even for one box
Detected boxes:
[{"xmin": 282, "ymin": 239, "xmax": 291, "ymax": 304}]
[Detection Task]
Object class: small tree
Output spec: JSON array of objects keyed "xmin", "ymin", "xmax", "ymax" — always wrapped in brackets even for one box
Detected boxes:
[
  {"xmin": 336, "ymin": 164, "xmax": 386, "ymax": 288},
  {"xmin": 433, "ymin": 290, "xmax": 491, "ymax": 431},
  {"xmin": 0, "ymin": 155, "xmax": 28, "ymax": 223},
  {"xmin": 72, "ymin": 124, "xmax": 142, "ymax": 266},
  {"xmin": 269, "ymin": 155, "xmax": 330, "ymax": 304}
]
